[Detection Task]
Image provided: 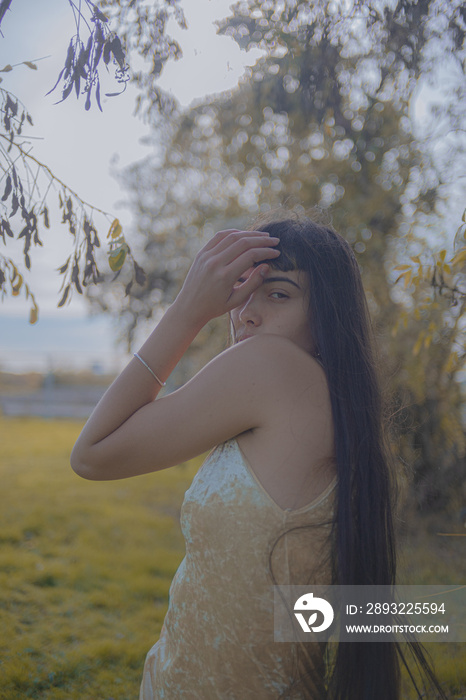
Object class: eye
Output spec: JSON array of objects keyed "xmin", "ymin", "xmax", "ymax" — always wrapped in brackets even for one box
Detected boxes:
[{"xmin": 270, "ymin": 291, "xmax": 289, "ymax": 300}]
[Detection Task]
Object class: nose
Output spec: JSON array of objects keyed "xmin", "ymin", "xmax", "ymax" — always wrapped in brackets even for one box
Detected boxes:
[{"xmin": 238, "ymin": 292, "xmax": 262, "ymax": 327}]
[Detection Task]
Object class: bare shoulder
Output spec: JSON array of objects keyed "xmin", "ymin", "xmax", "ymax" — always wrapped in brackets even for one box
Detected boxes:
[{"xmin": 216, "ymin": 334, "xmax": 326, "ymax": 394}]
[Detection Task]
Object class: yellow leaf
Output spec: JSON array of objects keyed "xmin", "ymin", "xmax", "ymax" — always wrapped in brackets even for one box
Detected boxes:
[
  {"xmin": 403, "ymin": 269, "xmax": 412, "ymax": 289},
  {"xmin": 410, "ymin": 256, "xmax": 420, "ymax": 263},
  {"xmin": 439, "ymin": 249, "xmax": 446, "ymax": 262},
  {"xmin": 29, "ymin": 306, "xmax": 39, "ymax": 324},
  {"xmin": 450, "ymin": 249, "xmax": 466, "ymax": 267},
  {"xmin": 413, "ymin": 332, "xmax": 424, "ymax": 356},
  {"xmin": 107, "ymin": 218, "xmax": 122, "ymax": 240},
  {"xmin": 445, "ymin": 352, "xmax": 458, "ymax": 373},
  {"xmin": 393, "ymin": 264, "xmax": 411, "ymax": 271},
  {"xmin": 395, "ymin": 270, "xmax": 411, "ymax": 284},
  {"xmin": 414, "ymin": 308, "xmax": 421, "ymax": 320},
  {"xmin": 462, "ymin": 209, "xmax": 466, "ymax": 222},
  {"xmin": 11, "ymin": 273, "xmax": 23, "ymax": 295},
  {"xmin": 443, "ymin": 263, "xmax": 451, "ymax": 274},
  {"xmin": 424, "ymin": 334, "xmax": 432, "ymax": 349},
  {"xmin": 108, "ymin": 245, "xmax": 128, "ymax": 272}
]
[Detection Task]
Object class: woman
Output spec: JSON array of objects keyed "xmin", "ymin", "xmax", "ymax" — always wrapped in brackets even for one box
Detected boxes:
[{"xmin": 71, "ymin": 213, "xmax": 443, "ymax": 699}]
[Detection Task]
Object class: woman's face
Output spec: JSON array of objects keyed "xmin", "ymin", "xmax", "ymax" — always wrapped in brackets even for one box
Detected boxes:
[{"xmin": 230, "ymin": 267, "xmax": 315, "ymax": 353}]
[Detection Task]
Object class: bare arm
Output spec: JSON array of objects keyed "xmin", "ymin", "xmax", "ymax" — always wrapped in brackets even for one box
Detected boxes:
[{"xmin": 70, "ymin": 229, "xmax": 280, "ymax": 479}]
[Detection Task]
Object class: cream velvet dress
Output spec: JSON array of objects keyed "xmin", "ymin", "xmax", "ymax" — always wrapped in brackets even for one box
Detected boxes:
[{"xmin": 140, "ymin": 439, "xmax": 336, "ymax": 699}]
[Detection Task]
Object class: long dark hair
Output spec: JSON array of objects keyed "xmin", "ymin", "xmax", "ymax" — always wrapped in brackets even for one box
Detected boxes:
[{"xmin": 249, "ymin": 211, "xmax": 446, "ymax": 700}]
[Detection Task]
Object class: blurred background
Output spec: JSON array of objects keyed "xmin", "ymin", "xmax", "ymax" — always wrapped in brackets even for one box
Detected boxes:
[{"xmin": 0, "ymin": 1, "xmax": 465, "ymax": 697}]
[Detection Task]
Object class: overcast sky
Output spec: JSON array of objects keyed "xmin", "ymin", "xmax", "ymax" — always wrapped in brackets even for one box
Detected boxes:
[{"xmin": 0, "ymin": 0, "xmax": 262, "ymax": 371}]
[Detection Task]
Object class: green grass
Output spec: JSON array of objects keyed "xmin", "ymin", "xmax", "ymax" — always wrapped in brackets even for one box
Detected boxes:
[
  {"xmin": 0, "ymin": 417, "xmax": 200, "ymax": 699},
  {"xmin": 0, "ymin": 417, "xmax": 464, "ymax": 699}
]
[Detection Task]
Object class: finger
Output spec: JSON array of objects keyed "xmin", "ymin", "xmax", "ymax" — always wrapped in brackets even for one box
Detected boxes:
[
  {"xmin": 206, "ymin": 229, "xmax": 273, "ymax": 256},
  {"xmin": 224, "ymin": 245, "xmax": 280, "ymax": 281},
  {"xmin": 212, "ymin": 237, "xmax": 280, "ymax": 272},
  {"xmin": 202, "ymin": 229, "xmax": 241, "ymax": 252},
  {"xmin": 227, "ymin": 265, "xmax": 268, "ymax": 309}
]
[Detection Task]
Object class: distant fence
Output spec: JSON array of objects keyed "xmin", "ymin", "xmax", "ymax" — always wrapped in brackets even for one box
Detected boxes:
[{"xmin": 0, "ymin": 385, "xmax": 107, "ymax": 419}]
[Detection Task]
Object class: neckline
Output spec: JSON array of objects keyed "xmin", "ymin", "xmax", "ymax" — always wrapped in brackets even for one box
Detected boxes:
[{"xmin": 230, "ymin": 439, "xmax": 337, "ymax": 516}]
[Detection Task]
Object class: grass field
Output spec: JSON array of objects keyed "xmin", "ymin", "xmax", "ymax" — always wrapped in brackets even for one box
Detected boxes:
[{"xmin": 0, "ymin": 416, "xmax": 465, "ymax": 699}]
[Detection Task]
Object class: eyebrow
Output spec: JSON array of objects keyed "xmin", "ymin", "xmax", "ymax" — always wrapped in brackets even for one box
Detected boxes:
[{"xmin": 262, "ymin": 276, "xmax": 301, "ymax": 290}]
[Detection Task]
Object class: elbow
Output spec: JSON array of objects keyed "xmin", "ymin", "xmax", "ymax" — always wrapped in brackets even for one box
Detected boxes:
[{"xmin": 70, "ymin": 445, "xmax": 101, "ymax": 481}]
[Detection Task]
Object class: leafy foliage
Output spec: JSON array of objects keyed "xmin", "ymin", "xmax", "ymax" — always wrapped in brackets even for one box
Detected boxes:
[
  {"xmin": 47, "ymin": 0, "xmax": 129, "ymax": 111},
  {"xmin": 0, "ymin": 1, "xmax": 150, "ymax": 320}
]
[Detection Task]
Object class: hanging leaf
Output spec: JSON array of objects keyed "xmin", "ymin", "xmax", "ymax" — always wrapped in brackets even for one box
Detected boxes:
[
  {"xmin": 103, "ymin": 39, "xmax": 112, "ymax": 65},
  {"xmin": 58, "ymin": 258, "xmax": 70, "ymax": 274},
  {"xmin": 96, "ymin": 81, "xmax": 102, "ymax": 112},
  {"xmin": 107, "ymin": 218, "xmax": 122, "ymax": 239},
  {"xmin": 29, "ymin": 305, "xmax": 39, "ymax": 324},
  {"xmin": 42, "ymin": 206, "xmax": 50, "ymax": 228},
  {"xmin": 108, "ymin": 244, "xmax": 128, "ymax": 272},
  {"xmin": 58, "ymin": 285, "xmax": 70, "ymax": 307},
  {"xmin": 1, "ymin": 218, "xmax": 13, "ymax": 237},
  {"xmin": 110, "ymin": 36, "xmax": 125, "ymax": 69},
  {"xmin": 11, "ymin": 272, "xmax": 23, "ymax": 296},
  {"xmin": 10, "ymin": 193, "xmax": 19, "ymax": 216},
  {"xmin": 1, "ymin": 174, "xmax": 12, "ymax": 201},
  {"xmin": 134, "ymin": 261, "xmax": 146, "ymax": 286},
  {"xmin": 23, "ymin": 61, "xmax": 38, "ymax": 70},
  {"xmin": 0, "ymin": 65, "xmax": 13, "ymax": 72},
  {"xmin": 71, "ymin": 261, "xmax": 83, "ymax": 294},
  {"xmin": 46, "ymin": 66, "xmax": 66, "ymax": 96}
]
